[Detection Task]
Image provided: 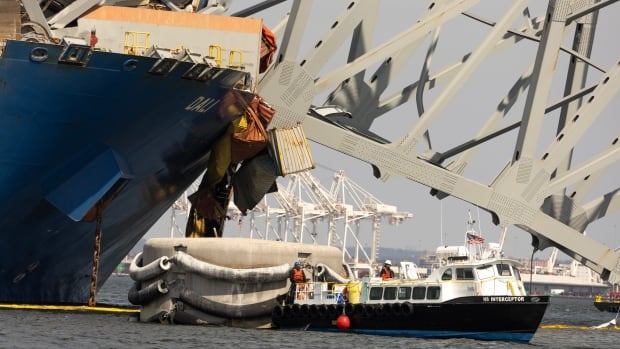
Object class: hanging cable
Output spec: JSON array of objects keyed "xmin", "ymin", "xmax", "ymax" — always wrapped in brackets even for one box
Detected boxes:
[{"xmin": 529, "ymin": 248, "xmax": 535, "ymax": 296}]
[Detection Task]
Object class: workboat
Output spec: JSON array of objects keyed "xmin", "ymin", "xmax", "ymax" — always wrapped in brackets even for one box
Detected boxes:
[
  {"xmin": 594, "ymin": 292, "xmax": 620, "ymax": 313},
  {"xmin": 0, "ymin": 1, "xmax": 289, "ymax": 304},
  {"xmin": 271, "ymin": 221, "xmax": 550, "ymax": 343}
]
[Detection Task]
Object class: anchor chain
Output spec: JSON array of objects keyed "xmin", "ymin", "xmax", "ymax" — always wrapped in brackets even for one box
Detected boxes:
[{"xmin": 88, "ymin": 201, "xmax": 104, "ymax": 306}]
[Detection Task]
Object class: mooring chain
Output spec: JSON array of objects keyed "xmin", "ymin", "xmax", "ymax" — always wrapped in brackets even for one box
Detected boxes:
[{"xmin": 88, "ymin": 201, "xmax": 104, "ymax": 307}]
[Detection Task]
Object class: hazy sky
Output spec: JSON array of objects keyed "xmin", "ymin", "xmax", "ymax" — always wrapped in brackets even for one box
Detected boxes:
[{"xmin": 145, "ymin": 1, "xmax": 619, "ymax": 261}]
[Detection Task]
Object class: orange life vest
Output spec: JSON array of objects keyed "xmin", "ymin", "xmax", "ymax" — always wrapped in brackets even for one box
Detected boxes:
[
  {"xmin": 291, "ymin": 268, "xmax": 305, "ymax": 282},
  {"xmin": 380, "ymin": 266, "xmax": 394, "ymax": 280}
]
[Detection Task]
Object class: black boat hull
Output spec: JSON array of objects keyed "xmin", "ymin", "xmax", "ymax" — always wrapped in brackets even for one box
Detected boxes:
[
  {"xmin": 272, "ymin": 296, "xmax": 550, "ymax": 343},
  {"xmin": 594, "ymin": 301, "xmax": 620, "ymax": 313}
]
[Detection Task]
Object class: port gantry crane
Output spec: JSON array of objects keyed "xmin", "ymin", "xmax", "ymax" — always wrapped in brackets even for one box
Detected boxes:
[
  {"xmin": 256, "ymin": 1, "xmax": 620, "ymax": 284},
  {"xmin": 226, "ymin": 169, "xmax": 413, "ymax": 266}
]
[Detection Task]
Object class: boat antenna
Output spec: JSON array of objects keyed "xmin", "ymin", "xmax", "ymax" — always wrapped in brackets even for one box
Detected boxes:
[
  {"xmin": 467, "ymin": 210, "xmax": 475, "ymax": 233},
  {"xmin": 466, "ymin": 210, "xmax": 478, "ymax": 255}
]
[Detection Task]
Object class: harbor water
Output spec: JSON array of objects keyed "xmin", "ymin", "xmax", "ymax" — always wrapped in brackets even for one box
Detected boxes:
[{"xmin": 1, "ymin": 275, "xmax": 618, "ymax": 349}]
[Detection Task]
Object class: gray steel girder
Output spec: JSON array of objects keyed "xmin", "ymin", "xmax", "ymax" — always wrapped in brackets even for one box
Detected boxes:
[{"xmin": 258, "ymin": 0, "xmax": 619, "ymax": 282}]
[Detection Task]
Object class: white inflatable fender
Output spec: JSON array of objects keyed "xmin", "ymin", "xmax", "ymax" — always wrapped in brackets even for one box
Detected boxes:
[
  {"xmin": 129, "ymin": 252, "xmax": 172, "ymax": 281},
  {"xmin": 315, "ymin": 263, "xmax": 349, "ymax": 283},
  {"xmin": 171, "ymin": 250, "xmax": 290, "ymax": 282}
]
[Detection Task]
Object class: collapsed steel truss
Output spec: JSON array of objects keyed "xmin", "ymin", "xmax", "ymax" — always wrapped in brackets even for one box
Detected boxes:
[{"xmin": 258, "ymin": 0, "xmax": 620, "ymax": 283}]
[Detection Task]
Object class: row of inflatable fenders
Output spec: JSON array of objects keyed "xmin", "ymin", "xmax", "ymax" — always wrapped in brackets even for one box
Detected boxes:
[
  {"xmin": 126, "ymin": 248, "xmax": 349, "ymax": 320},
  {"xmin": 271, "ymin": 301, "xmax": 416, "ymax": 324}
]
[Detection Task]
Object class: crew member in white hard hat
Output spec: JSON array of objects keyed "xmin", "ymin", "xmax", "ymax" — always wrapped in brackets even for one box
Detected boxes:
[{"xmin": 380, "ymin": 259, "xmax": 394, "ymax": 280}]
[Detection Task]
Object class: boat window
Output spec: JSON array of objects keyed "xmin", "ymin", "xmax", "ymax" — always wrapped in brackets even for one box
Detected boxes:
[
  {"xmin": 369, "ymin": 287, "xmax": 383, "ymax": 300},
  {"xmin": 384, "ymin": 286, "xmax": 397, "ymax": 300},
  {"xmin": 476, "ymin": 265, "xmax": 494, "ymax": 280},
  {"xmin": 456, "ymin": 268, "xmax": 474, "ymax": 280},
  {"xmin": 441, "ymin": 268, "xmax": 453, "ymax": 280},
  {"xmin": 496, "ymin": 263, "xmax": 512, "ymax": 276},
  {"xmin": 427, "ymin": 286, "xmax": 441, "ymax": 300},
  {"xmin": 412, "ymin": 286, "xmax": 426, "ymax": 300},
  {"xmin": 398, "ymin": 286, "xmax": 412, "ymax": 300}
]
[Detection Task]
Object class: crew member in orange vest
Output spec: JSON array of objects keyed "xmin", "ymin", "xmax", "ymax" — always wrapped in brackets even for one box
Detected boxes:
[
  {"xmin": 287, "ymin": 261, "xmax": 307, "ymax": 304},
  {"xmin": 290, "ymin": 261, "xmax": 307, "ymax": 283},
  {"xmin": 380, "ymin": 260, "xmax": 395, "ymax": 280}
]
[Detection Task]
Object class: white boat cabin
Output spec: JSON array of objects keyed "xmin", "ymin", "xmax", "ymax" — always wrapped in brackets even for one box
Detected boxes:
[{"xmin": 293, "ymin": 244, "xmax": 527, "ymax": 306}]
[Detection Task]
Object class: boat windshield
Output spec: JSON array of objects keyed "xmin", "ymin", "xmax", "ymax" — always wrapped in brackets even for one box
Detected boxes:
[
  {"xmin": 456, "ymin": 268, "xmax": 474, "ymax": 280},
  {"xmin": 496, "ymin": 263, "xmax": 512, "ymax": 276},
  {"xmin": 476, "ymin": 265, "xmax": 494, "ymax": 279}
]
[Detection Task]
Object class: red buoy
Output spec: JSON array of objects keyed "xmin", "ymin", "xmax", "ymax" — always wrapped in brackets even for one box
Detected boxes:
[{"xmin": 336, "ymin": 314, "xmax": 350, "ymax": 330}]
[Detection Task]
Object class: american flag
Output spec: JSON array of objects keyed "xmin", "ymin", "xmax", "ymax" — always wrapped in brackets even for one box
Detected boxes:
[{"xmin": 467, "ymin": 232, "xmax": 484, "ymax": 244}]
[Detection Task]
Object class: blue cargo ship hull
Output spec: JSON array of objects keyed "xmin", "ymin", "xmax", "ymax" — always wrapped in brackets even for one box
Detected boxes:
[{"xmin": 0, "ymin": 39, "xmax": 248, "ymax": 303}]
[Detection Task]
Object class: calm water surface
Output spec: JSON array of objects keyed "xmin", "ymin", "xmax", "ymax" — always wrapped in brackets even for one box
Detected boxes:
[{"xmin": 0, "ymin": 275, "xmax": 618, "ymax": 348}]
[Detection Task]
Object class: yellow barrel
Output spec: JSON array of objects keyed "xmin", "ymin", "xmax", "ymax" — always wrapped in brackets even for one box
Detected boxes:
[{"xmin": 347, "ymin": 281, "xmax": 362, "ymax": 304}]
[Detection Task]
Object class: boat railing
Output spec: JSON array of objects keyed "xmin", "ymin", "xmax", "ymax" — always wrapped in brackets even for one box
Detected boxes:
[
  {"xmin": 294, "ymin": 282, "xmax": 348, "ymax": 305},
  {"xmin": 208, "ymin": 45, "xmax": 223, "ymax": 67},
  {"xmin": 228, "ymin": 50, "xmax": 244, "ymax": 69},
  {"xmin": 124, "ymin": 31, "xmax": 150, "ymax": 55},
  {"xmin": 595, "ymin": 292, "xmax": 620, "ymax": 303}
]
